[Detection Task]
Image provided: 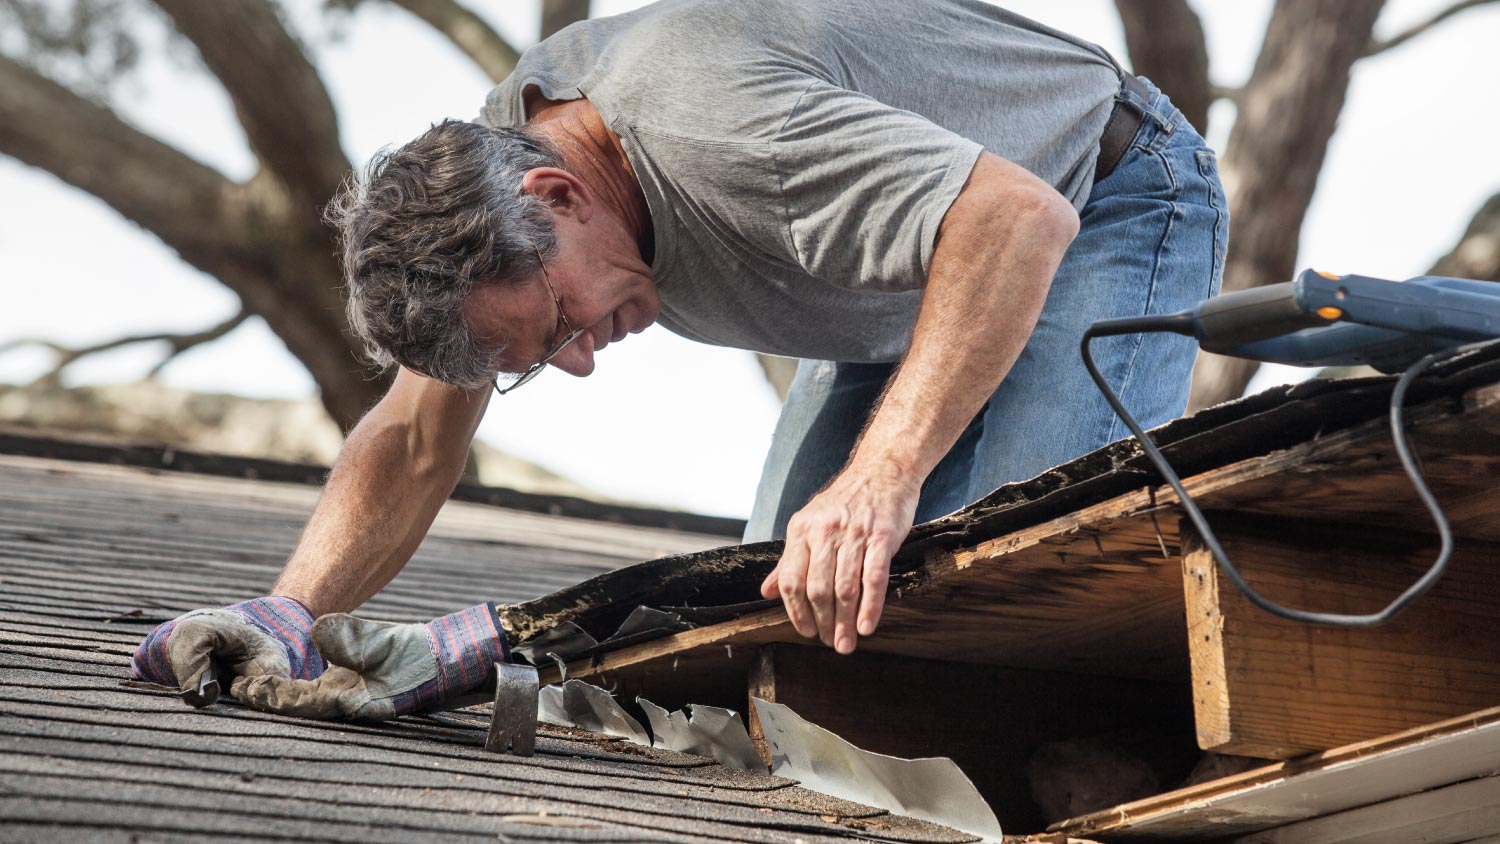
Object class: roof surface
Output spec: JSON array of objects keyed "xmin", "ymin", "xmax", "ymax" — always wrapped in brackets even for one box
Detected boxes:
[{"xmin": 0, "ymin": 448, "xmax": 978, "ymax": 844}]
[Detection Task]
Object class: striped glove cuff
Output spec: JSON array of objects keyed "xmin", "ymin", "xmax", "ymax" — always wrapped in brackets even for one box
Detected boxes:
[{"xmin": 391, "ymin": 601, "xmax": 508, "ymax": 715}]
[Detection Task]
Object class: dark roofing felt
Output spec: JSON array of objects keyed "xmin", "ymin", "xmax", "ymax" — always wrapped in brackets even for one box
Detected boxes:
[{"xmin": 0, "ymin": 447, "xmax": 978, "ymax": 844}]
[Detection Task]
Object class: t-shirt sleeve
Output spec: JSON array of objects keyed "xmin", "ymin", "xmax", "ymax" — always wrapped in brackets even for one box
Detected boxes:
[{"xmin": 771, "ymin": 81, "xmax": 984, "ymax": 292}]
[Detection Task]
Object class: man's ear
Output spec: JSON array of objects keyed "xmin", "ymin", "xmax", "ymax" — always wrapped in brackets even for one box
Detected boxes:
[{"xmin": 521, "ymin": 167, "xmax": 594, "ymax": 223}]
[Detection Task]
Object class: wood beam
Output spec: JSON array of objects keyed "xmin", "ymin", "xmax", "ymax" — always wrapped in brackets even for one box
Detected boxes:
[{"xmin": 1182, "ymin": 516, "xmax": 1500, "ymax": 758}]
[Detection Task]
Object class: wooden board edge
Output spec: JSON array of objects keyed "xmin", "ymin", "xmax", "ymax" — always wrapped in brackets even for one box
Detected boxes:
[
  {"xmin": 1049, "ymin": 704, "xmax": 1500, "ymax": 837},
  {"xmin": 539, "ymin": 608, "xmax": 792, "ymax": 685},
  {"xmin": 1181, "ymin": 531, "xmax": 1232, "ymax": 751}
]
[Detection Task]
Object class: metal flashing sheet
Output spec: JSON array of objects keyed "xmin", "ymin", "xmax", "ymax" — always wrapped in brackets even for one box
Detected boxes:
[{"xmin": 752, "ymin": 698, "xmax": 1003, "ymax": 843}]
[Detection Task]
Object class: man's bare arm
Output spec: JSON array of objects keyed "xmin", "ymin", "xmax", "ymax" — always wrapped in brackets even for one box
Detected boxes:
[
  {"xmin": 272, "ymin": 367, "xmax": 490, "ymax": 616},
  {"xmin": 762, "ymin": 150, "xmax": 1081, "ymax": 653}
]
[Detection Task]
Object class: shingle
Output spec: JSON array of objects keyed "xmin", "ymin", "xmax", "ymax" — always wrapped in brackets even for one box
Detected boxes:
[{"xmin": 0, "ymin": 450, "xmax": 979, "ymax": 844}]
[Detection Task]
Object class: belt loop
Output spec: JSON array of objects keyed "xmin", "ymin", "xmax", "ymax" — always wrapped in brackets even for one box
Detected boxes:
[
  {"xmin": 1120, "ymin": 73, "xmax": 1150, "ymax": 108},
  {"xmin": 1093, "ymin": 74, "xmax": 1149, "ymax": 185}
]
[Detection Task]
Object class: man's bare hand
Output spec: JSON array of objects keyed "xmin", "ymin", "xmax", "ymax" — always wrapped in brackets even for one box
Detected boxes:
[{"xmin": 760, "ymin": 464, "xmax": 918, "ymax": 654}]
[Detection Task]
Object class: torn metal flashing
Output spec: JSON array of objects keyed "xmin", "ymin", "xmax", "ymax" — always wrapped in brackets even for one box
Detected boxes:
[
  {"xmin": 639, "ymin": 699, "xmax": 764, "ymax": 771},
  {"xmin": 537, "ymin": 680, "xmax": 651, "ymax": 745},
  {"xmin": 530, "ymin": 678, "xmax": 999, "ymax": 837},
  {"xmin": 754, "ymin": 698, "xmax": 1003, "ymax": 844}
]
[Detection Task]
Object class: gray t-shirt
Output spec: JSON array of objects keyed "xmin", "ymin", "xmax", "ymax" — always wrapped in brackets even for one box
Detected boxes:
[{"xmin": 479, "ymin": 0, "xmax": 1121, "ymax": 363}]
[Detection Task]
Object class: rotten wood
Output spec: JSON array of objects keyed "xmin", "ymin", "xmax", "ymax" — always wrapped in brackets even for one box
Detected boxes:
[
  {"xmin": 746, "ymin": 648, "xmax": 777, "ymax": 766},
  {"xmin": 511, "ymin": 351, "xmax": 1500, "ymax": 653},
  {"xmin": 538, "ymin": 380, "xmax": 1500, "ymax": 813},
  {"xmin": 548, "ymin": 383, "xmax": 1500, "ymax": 696}
]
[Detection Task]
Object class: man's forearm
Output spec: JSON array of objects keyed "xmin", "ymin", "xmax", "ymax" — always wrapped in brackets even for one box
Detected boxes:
[
  {"xmin": 763, "ymin": 151, "xmax": 1080, "ymax": 652},
  {"xmin": 273, "ymin": 371, "xmax": 488, "ymax": 616},
  {"xmin": 853, "ymin": 152, "xmax": 1080, "ymax": 481}
]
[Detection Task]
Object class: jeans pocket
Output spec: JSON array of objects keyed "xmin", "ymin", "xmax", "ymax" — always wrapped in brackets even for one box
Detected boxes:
[{"xmin": 1195, "ymin": 149, "xmax": 1229, "ymax": 296}]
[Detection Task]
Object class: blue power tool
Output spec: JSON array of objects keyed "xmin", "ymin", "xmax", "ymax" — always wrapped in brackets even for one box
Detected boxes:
[
  {"xmin": 1187, "ymin": 269, "xmax": 1500, "ymax": 370},
  {"xmin": 1082, "ymin": 269, "xmax": 1500, "ymax": 627}
]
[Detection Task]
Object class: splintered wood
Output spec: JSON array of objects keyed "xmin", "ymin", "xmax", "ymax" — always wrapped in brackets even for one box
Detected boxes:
[{"xmin": 549, "ymin": 382, "xmax": 1500, "ymax": 778}]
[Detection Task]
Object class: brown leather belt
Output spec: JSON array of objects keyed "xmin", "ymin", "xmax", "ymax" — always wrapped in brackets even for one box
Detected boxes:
[{"xmin": 1093, "ymin": 74, "xmax": 1151, "ymax": 184}]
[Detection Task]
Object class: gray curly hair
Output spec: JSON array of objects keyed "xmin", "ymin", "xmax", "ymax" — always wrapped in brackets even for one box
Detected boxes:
[{"xmin": 326, "ymin": 119, "xmax": 564, "ymax": 388}]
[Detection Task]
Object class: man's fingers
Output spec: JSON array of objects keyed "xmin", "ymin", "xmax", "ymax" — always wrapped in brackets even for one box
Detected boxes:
[
  {"xmin": 231, "ymin": 667, "xmax": 364, "ymax": 720},
  {"xmin": 775, "ymin": 538, "xmax": 818, "ymax": 640},
  {"xmin": 800, "ymin": 522, "xmax": 840, "ymax": 648},
  {"xmin": 759, "ymin": 561, "xmax": 781, "ymax": 600},
  {"xmin": 857, "ymin": 533, "xmax": 898, "ymax": 638},
  {"xmin": 167, "ymin": 612, "xmax": 289, "ymax": 690},
  {"xmin": 832, "ymin": 535, "xmax": 866, "ymax": 655}
]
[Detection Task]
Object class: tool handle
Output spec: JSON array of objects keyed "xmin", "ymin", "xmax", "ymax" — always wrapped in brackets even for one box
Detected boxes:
[
  {"xmin": 182, "ymin": 657, "xmax": 227, "ymax": 708},
  {"xmin": 1194, "ymin": 281, "xmax": 1336, "ymax": 353}
]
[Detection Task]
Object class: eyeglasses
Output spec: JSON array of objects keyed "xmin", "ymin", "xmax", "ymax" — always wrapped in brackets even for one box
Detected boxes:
[{"xmin": 493, "ymin": 242, "xmax": 585, "ymax": 396}]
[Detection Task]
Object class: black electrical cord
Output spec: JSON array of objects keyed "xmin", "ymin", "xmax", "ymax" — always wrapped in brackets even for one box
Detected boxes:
[{"xmin": 1081, "ymin": 314, "xmax": 1465, "ymax": 627}]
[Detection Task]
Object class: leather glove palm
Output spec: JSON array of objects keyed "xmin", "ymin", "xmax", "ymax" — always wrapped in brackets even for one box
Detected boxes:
[
  {"xmin": 131, "ymin": 596, "xmax": 327, "ymax": 697},
  {"xmin": 231, "ymin": 602, "xmax": 507, "ymax": 721}
]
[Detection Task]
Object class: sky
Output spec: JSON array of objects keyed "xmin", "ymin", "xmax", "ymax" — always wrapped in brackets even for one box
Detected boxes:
[{"xmin": 2, "ymin": 0, "xmax": 1498, "ymax": 518}]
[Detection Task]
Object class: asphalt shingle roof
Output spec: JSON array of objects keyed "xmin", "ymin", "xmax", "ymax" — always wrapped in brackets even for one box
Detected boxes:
[{"xmin": 0, "ymin": 449, "xmax": 979, "ymax": 844}]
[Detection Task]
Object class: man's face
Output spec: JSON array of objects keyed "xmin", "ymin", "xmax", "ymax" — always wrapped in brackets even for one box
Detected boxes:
[{"xmin": 465, "ymin": 214, "xmax": 659, "ymax": 380}]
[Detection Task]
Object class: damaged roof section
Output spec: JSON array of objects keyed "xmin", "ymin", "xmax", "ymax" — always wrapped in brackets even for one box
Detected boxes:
[
  {"xmin": 495, "ymin": 345, "xmax": 1500, "ymax": 835},
  {"xmin": 502, "ymin": 343, "xmax": 1500, "ymax": 660},
  {"xmin": 0, "ymin": 447, "xmax": 981, "ymax": 843}
]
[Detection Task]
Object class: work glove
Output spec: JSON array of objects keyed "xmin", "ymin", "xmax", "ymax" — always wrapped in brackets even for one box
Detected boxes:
[
  {"xmin": 230, "ymin": 602, "xmax": 508, "ymax": 721},
  {"xmin": 131, "ymin": 596, "xmax": 327, "ymax": 696}
]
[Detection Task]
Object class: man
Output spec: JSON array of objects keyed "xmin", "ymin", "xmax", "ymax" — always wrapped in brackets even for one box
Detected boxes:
[{"xmin": 133, "ymin": 0, "xmax": 1227, "ymax": 718}]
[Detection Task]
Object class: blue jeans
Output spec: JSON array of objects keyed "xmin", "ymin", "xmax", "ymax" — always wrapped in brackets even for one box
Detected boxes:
[{"xmin": 744, "ymin": 79, "xmax": 1228, "ymax": 542}]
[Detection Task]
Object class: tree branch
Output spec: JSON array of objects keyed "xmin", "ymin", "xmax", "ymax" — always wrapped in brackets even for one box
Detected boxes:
[
  {"xmin": 0, "ymin": 309, "xmax": 251, "ymax": 384},
  {"xmin": 151, "ymin": 0, "xmax": 350, "ymax": 205},
  {"xmin": 1189, "ymin": 0, "xmax": 1388, "ymax": 411},
  {"xmin": 385, "ymin": 0, "xmax": 520, "ymax": 82},
  {"xmin": 1113, "ymin": 0, "xmax": 1212, "ymax": 133},
  {"xmin": 1364, "ymin": 0, "xmax": 1500, "ymax": 57},
  {"xmin": 0, "ymin": 53, "xmax": 243, "ymax": 262},
  {"xmin": 1428, "ymin": 190, "xmax": 1500, "ymax": 282},
  {"xmin": 541, "ymin": 0, "xmax": 589, "ymax": 40},
  {"xmin": 0, "ymin": 53, "xmax": 382, "ymax": 430}
]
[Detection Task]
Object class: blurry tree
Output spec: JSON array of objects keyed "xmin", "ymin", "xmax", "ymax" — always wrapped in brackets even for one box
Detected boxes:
[
  {"xmin": 2, "ymin": 0, "xmax": 1498, "ymax": 427},
  {"xmin": 0, "ymin": 0, "xmax": 588, "ymax": 431},
  {"xmin": 1115, "ymin": 0, "xmax": 1500, "ymax": 411}
]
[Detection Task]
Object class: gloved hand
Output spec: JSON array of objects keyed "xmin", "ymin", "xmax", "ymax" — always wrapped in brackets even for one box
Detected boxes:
[
  {"xmin": 131, "ymin": 596, "xmax": 327, "ymax": 698},
  {"xmin": 230, "ymin": 602, "xmax": 507, "ymax": 721}
]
